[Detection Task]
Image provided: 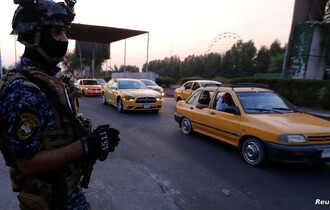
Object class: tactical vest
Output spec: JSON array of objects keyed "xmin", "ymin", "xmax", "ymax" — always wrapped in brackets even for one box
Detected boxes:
[{"xmin": 0, "ymin": 67, "xmax": 87, "ymax": 201}]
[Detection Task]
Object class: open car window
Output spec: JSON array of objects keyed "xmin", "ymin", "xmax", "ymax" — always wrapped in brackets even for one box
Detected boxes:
[{"xmin": 186, "ymin": 90, "xmax": 202, "ymax": 106}]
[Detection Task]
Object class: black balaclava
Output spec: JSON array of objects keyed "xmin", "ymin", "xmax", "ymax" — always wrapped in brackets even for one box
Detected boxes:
[
  {"xmin": 39, "ymin": 27, "xmax": 68, "ymax": 59},
  {"xmin": 22, "ymin": 27, "xmax": 68, "ymax": 66}
]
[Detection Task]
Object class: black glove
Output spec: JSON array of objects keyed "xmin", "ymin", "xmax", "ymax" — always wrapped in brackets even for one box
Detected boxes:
[{"xmin": 80, "ymin": 125, "xmax": 120, "ymax": 161}]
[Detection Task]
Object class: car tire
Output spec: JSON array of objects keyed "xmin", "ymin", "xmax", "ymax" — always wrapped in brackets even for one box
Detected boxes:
[
  {"xmin": 242, "ymin": 138, "xmax": 267, "ymax": 166},
  {"xmin": 117, "ymin": 97, "xmax": 124, "ymax": 113},
  {"xmin": 102, "ymin": 93, "xmax": 107, "ymax": 104},
  {"xmin": 181, "ymin": 117, "xmax": 193, "ymax": 135}
]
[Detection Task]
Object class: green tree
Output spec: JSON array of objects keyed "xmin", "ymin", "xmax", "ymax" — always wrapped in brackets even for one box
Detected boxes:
[
  {"xmin": 119, "ymin": 65, "xmax": 139, "ymax": 72},
  {"xmin": 253, "ymin": 46, "xmax": 271, "ymax": 74},
  {"xmin": 204, "ymin": 53, "xmax": 222, "ymax": 78},
  {"xmin": 63, "ymin": 51, "xmax": 81, "ymax": 75},
  {"xmin": 269, "ymin": 40, "xmax": 284, "ymax": 56},
  {"xmin": 144, "ymin": 56, "xmax": 181, "ymax": 80},
  {"xmin": 267, "ymin": 53, "xmax": 285, "ymax": 73},
  {"xmin": 222, "ymin": 40, "xmax": 257, "ymax": 78},
  {"xmin": 63, "ymin": 51, "xmax": 104, "ymax": 77}
]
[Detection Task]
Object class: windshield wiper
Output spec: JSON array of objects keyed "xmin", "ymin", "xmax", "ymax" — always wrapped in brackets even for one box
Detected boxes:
[
  {"xmin": 246, "ymin": 108, "xmax": 283, "ymax": 114},
  {"xmin": 272, "ymin": 107, "xmax": 297, "ymax": 112}
]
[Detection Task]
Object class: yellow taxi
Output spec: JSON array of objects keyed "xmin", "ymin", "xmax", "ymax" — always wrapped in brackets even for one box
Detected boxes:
[
  {"xmin": 95, "ymin": 78, "xmax": 107, "ymax": 91},
  {"xmin": 141, "ymin": 79, "xmax": 165, "ymax": 97},
  {"xmin": 102, "ymin": 78, "xmax": 162, "ymax": 113},
  {"xmin": 174, "ymin": 80, "xmax": 222, "ymax": 101},
  {"xmin": 76, "ymin": 79, "xmax": 102, "ymax": 96},
  {"xmin": 174, "ymin": 84, "xmax": 330, "ymax": 166}
]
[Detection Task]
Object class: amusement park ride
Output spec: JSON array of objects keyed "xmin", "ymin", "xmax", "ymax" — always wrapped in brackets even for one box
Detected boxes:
[{"xmin": 206, "ymin": 32, "xmax": 241, "ymax": 54}]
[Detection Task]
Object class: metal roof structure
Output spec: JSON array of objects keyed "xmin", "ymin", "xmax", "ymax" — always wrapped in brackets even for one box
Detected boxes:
[{"xmin": 66, "ymin": 23, "xmax": 148, "ymax": 44}]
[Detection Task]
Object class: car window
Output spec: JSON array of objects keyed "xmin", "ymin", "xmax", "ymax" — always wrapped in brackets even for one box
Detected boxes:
[
  {"xmin": 96, "ymin": 79, "xmax": 106, "ymax": 83},
  {"xmin": 201, "ymin": 82, "xmax": 222, "ymax": 87},
  {"xmin": 192, "ymin": 82, "xmax": 200, "ymax": 90},
  {"xmin": 111, "ymin": 81, "xmax": 117, "ymax": 89},
  {"xmin": 186, "ymin": 90, "xmax": 202, "ymax": 105},
  {"xmin": 118, "ymin": 81, "xmax": 148, "ymax": 89},
  {"xmin": 142, "ymin": 80, "xmax": 157, "ymax": 86},
  {"xmin": 236, "ymin": 91, "xmax": 297, "ymax": 114},
  {"xmin": 83, "ymin": 80, "xmax": 98, "ymax": 85},
  {"xmin": 183, "ymin": 82, "xmax": 193, "ymax": 90},
  {"xmin": 214, "ymin": 92, "xmax": 240, "ymax": 115}
]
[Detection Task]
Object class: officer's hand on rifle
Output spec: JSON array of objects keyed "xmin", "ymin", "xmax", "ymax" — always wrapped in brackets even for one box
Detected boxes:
[{"xmin": 80, "ymin": 125, "xmax": 120, "ymax": 161}]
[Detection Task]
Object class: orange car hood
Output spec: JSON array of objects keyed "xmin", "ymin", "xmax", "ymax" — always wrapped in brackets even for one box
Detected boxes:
[{"xmin": 248, "ymin": 113, "xmax": 330, "ymax": 134}]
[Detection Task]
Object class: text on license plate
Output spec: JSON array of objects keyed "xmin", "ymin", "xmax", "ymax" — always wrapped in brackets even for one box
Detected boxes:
[
  {"xmin": 321, "ymin": 149, "xmax": 330, "ymax": 158},
  {"xmin": 144, "ymin": 104, "xmax": 150, "ymax": 109}
]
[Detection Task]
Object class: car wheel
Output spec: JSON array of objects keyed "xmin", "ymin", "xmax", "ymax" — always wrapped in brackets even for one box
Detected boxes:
[
  {"xmin": 177, "ymin": 97, "xmax": 182, "ymax": 102},
  {"xmin": 117, "ymin": 97, "xmax": 124, "ymax": 113},
  {"xmin": 181, "ymin": 117, "xmax": 193, "ymax": 135},
  {"xmin": 102, "ymin": 93, "xmax": 107, "ymax": 104},
  {"xmin": 242, "ymin": 138, "xmax": 267, "ymax": 166}
]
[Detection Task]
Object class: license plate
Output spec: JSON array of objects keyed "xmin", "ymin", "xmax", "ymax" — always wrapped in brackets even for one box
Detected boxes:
[
  {"xmin": 144, "ymin": 104, "xmax": 150, "ymax": 109},
  {"xmin": 321, "ymin": 149, "xmax": 330, "ymax": 158}
]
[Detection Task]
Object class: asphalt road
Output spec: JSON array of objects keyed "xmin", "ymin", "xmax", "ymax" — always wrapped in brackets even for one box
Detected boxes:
[{"xmin": 1, "ymin": 96, "xmax": 330, "ymax": 210}]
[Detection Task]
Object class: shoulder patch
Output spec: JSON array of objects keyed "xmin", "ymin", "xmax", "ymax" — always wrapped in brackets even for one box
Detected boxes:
[
  {"xmin": 23, "ymin": 81, "xmax": 40, "ymax": 90},
  {"xmin": 17, "ymin": 113, "xmax": 41, "ymax": 140}
]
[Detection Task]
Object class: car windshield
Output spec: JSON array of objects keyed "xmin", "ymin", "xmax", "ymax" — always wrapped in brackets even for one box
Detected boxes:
[
  {"xmin": 96, "ymin": 79, "xmax": 106, "ymax": 83},
  {"xmin": 142, "ymin": 80, "xmax": 157, "ymax": 86},
  {"xmin": 83, "ymin": 80, "xmax": 98, "ymax": 85},
  {"xmin": 236, "ymin": 91, "xmax": 298, "ymax": 114},
  {"xmin": 201, "ymin": 82, "xmax": 221, "ymax": 87},
  {"xmin": 118, "ymin": 80, "xmax": 148, "ymax": 89}
]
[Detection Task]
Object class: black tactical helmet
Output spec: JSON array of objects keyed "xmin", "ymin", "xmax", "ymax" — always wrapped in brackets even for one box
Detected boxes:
[{"xmin": 12, "ymin": 0, "xmax": 76, "ymax": 63}]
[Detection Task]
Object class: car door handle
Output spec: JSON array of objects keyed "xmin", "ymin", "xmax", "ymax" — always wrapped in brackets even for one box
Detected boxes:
[
  {"xmin": 190, "ymin": 107, "xmax": 194, "ymax": 110},
  {"xmin": 210, "ymin": 112, "xmax": 216, "ymax": 115}
]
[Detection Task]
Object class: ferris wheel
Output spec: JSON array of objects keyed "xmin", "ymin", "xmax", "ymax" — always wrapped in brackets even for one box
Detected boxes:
[{"xmin": 207, "ymin": 32, "xmax": 242, "ymax": 54}]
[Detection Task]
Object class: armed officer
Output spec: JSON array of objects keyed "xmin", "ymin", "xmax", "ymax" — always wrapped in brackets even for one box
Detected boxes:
[{"xmin": 0, "ymin": 0, "xmax": 120, "ymax": 209}]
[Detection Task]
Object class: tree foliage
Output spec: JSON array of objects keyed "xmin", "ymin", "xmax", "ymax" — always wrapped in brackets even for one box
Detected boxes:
[{"xmin": 143, "ymin": 39, "xmax": 286, "ymax": 81}]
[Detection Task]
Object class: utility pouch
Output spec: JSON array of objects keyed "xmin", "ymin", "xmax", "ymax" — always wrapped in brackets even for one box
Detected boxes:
[
  {"xmin": 18, "ymin": 191, "xmax": 50, "ymax": 210},
  {"xmin": 9, "ymin": 167, "xmax": 24, "ymax": 192}
]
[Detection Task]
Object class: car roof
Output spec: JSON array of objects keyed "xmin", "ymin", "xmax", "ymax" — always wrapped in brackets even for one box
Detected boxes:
[
  {"xmin": 197, "ymin": 84, "xmax": 272, "ymax": 92},
  {"xmin": 115, "ymin": 78, "xmax": 144, "ymax": 81},
  {"xmin": 186, "ymin": 80, "xmax": 221, "ymax": 83},
  {"xmin": 81, "ymin": 79, "xmax": 97, "ymax": 81}
]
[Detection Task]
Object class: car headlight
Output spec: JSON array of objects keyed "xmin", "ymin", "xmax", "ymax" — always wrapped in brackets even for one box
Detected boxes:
[
  {"xmin": 123, "ymin": 96, "xmax": 135, "ymax": 101},
  {"xmin": 85, "ymin": 87, "xmax": 88, "ymax": 90},
  {"xmin": 156, "ymin": 97, "xmax": 162, "ymax": 101},
  {"xmin": 277, "ymin": 135, "xmax": 307, "ymax": 143}
]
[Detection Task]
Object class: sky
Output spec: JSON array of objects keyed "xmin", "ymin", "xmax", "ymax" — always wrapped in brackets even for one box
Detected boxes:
[{"xmin": 0, "ymin": 0, "xmax": 295, "ymax": 70}]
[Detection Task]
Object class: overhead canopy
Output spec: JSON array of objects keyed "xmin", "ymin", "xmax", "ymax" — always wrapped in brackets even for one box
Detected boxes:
[{"xmin": 66, "ymin": 23, "xmax": 148, "ymax": 44}]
